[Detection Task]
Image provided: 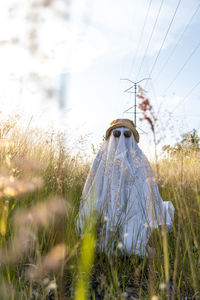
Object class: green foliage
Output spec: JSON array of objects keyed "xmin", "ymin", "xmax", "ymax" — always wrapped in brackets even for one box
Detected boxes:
[{"xmin": 163, "ymin": 129, "xmax": 200, "ymax": 156}]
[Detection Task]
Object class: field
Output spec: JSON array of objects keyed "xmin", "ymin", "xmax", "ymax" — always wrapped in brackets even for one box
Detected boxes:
[{"xmin": 0, "ymin": 115, "xmax": 199, "ymax": 300}]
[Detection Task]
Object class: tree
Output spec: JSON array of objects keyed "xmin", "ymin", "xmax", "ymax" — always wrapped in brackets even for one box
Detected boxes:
[
  {"xmin": 163, "ymin": 129, "xmax": 200, "ymax": 157},
  {"xmin": 179, "ymin": 129, "xmax": 199, "ymax": 149}
]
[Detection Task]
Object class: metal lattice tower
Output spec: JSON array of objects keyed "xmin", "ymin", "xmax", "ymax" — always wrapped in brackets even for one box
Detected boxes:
[{"xmin": 121, "ymin": 78, "xmax": 151, "ymax": 127}]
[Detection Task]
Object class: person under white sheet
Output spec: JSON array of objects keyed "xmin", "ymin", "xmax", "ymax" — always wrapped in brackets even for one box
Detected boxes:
[{"xmin": 77, "ymin": 119, "xmax": 174, "ymax": 256}]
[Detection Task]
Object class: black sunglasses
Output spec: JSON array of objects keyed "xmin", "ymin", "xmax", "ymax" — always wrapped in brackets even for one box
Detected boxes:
[{"xmin": 113, "ymin": 130, "xmax": 132, "ymax": 138}]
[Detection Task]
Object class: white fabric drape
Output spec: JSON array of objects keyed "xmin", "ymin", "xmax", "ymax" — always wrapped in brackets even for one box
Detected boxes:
[{"xmin": 77, "ymin": 127, "xmax": 174, "ymax": 256}]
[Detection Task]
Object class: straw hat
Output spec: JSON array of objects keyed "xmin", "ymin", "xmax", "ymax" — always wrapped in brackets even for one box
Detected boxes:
[{"xmin": 105, "ymin": 119, "xmax": 139, "ymax": 143}]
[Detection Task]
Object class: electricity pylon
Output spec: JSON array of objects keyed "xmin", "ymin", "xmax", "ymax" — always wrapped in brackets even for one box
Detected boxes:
[{"xmin": 121, "ymin": 78, "xmax": 151, "ymax": 127}]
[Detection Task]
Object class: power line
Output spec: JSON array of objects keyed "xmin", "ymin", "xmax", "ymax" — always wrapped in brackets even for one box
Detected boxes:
[
  {"xmin": 148, "ymin": 0, "xmax": 182, "ymax": 78},
  {"xmin": 154, "ymin": 1, "xmax": 200, "ymax": 81},
  {"xmin": 171, "ymin": 79, "xmax": 200, "ymax": 113},
  {"xmin": 129, "ymin": 0, "xmax": 153, "ymax": 78},
  {"xmin": 163, "ymin": 40, "xmax": 200, "ymax": 94},
  {"xmin": 136, "ymin": 0, "xmax": 165, "ymax": 81},
  {"xmin": 121, "ymin": 78, "xmax": 151, "ymax": 126}
]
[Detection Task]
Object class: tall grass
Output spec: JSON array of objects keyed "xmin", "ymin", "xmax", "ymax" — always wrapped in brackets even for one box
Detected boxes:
[{"xmin": 0, "ymin": 115, "xmax": 199, "ymax": 299}]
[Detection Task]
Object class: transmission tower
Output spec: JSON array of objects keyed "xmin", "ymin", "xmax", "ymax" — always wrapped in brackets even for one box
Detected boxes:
[{"xmin": 121, "ymin": 78, "xmax": 151, "ymax": 127}]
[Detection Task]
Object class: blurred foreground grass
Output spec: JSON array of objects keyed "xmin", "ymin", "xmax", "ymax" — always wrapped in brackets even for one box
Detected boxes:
[{"xmin": 0, "ymin": 115, "xmax": 199, "ymax": 299}]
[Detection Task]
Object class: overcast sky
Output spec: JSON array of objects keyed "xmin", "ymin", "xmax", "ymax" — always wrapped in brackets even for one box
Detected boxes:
[{"xmin": 0, "ymin": 0, "xmax": 200, "ymax": 157}]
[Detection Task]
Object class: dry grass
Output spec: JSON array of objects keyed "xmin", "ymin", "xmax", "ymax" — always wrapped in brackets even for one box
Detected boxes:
[{"xmin": 0, "ymin": 114, "xmax": 199, "ymax": 299}]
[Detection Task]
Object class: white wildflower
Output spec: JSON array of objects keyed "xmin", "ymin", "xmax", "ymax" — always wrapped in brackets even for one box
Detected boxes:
[
  {"xmin": 159, "ymin": 282, "xmax": 167, "ymax": 290},
  {"xmin": 117, "ymin": 242, "xmax": 123, "ymax": 249}
]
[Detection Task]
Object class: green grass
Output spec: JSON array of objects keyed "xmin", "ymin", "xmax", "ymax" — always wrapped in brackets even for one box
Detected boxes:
[{"xmin": 0, "ymin": 116, "xmax": 199, "ymax": 299}]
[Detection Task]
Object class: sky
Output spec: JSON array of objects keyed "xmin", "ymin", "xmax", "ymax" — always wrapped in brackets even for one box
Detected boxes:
[{"xmin": 0, "ymin": 0, "xmax": 200, "ymax": 158}]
